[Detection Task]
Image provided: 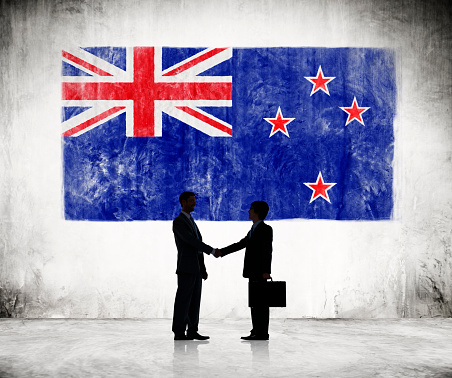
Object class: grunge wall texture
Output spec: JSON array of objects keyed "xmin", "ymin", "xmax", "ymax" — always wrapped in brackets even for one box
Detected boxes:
[{"xmin": 0, "ymin": 0, "xmax": 451, "ymax": 318}]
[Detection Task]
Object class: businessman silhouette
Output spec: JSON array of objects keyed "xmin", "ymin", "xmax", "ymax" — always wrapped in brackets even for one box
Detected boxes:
[
  {"xmin": 172, "ymin": 192, "xmax": 216, "ymax": 340},
  {"xmin": 216, "ymin": 201, "xmax": 273, "ymax": 340}
]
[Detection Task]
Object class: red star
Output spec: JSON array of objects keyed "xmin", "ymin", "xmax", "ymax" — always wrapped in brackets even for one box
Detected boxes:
[
  {"xmin": 304, "ymin": 172, "xmax": 336, "ymax": 203},
  {"xmin": 339, "ymin": 97, "xmax": 370, "ymax": 126},
  {"xmin": 304, "ymin": 66, "xmax": 335, "ymax": 96},
  {"xmin": 264, "ymin": 107, "xmax": 295, "ymax": 137}
]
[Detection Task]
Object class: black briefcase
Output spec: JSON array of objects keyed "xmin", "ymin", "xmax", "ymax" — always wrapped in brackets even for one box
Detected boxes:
[{"xmin": 248, "ymin": 278, "xmax": 286, "ymax": 307}]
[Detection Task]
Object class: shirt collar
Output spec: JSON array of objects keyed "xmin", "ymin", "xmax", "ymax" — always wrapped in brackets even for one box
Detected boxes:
[
  {"xmin": 181, "ymin": 211, "xmax": 192, "ymax": 220},
  {"xmin": 252, "ymin": 220, "xmax": 262, "ymax": 230}
]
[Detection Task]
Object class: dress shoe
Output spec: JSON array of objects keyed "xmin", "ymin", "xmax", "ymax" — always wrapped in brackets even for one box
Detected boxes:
[
  {"xmin": 174, "ymin": 334, "xmax": 188, "ymax": 340},
  {"xmin": 241, "ymin": 333, "xmax": 255, "ymax": 340},
  {"xmin": 241, "ymin": 334, "xmax": 269, "ymax": 341},
  {"xmin": 186, "ymin": 332, "xmax": 210, "ymax": 340}
]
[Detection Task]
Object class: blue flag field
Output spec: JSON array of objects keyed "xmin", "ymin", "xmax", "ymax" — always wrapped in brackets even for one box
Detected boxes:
[{"xmin": 61, "ymin": 47, "xmax": 396, "ymax": 221}]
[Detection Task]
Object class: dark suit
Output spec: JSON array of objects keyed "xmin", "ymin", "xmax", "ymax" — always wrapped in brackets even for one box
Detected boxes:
[
  {"xmin": 221, "ymin": 221, "xmax": 273, "ymax": 337},
  {"xmin": 172, "ymin": 212, "xmax": 212, "ymax": 336}
]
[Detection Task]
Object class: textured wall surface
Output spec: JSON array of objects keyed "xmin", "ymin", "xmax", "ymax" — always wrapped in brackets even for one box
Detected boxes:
[{"xmin": 0, "ymin": 0, "xmax": 451, "ymax": 318}]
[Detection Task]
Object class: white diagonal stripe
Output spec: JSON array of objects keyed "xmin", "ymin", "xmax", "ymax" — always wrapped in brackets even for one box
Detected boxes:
[{"xmin": 62, "ymin": 47, "xmax": 133, "ymax": 83}]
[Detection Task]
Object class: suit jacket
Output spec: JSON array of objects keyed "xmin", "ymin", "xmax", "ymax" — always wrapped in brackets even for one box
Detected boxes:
[
  {"xmin": 221, "ymin": 221, "xmax": 273, "ymax": 279},
  {"xmin": 172, "ymin": 212, "xmax": 213, "ymax": 275}
]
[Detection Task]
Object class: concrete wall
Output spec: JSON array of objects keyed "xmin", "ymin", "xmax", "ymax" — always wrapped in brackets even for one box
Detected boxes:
[{"xmin": 0, "ymin": 0, "xmax": 451, "ymax": 318}]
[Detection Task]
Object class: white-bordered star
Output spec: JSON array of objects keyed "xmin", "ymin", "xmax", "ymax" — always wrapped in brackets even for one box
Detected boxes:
[
  {"xmin": 304, "ymin": 66, "xmax": 335, "ymax": 96},
  {"xmin": 339, "ymin": 97, "xmax": 370, "ymax": 126},
  {"xmin": 304, "ymin": 171, "xmax": 336, "ymax": 203},
  {"xmin": 264, "ymin": 107, "xmax": 295, "ymax": 137}
]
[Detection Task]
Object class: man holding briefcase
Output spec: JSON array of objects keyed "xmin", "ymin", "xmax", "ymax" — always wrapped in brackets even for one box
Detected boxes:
[{"xmin": 215, "ymin": 201, "xmax": 273, "ymax": 340}]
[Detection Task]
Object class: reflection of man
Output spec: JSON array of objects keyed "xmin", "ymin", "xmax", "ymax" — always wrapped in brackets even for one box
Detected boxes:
[
  {"xmin": 172, "ymin": 192, "xmax": 216, "ymax": 341},
  {"xmin": 216, "ymin": 201, "xmax": 272, "ymax": 340}
]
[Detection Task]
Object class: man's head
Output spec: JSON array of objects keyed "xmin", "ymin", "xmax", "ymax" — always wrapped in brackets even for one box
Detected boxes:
[
  {"xmin": 179, "ymin": 191, "xmax": 196, "ymax": 214},
  {"xmin": 248, "ymin": 201, "xmax": 269, "ymax": 222}
]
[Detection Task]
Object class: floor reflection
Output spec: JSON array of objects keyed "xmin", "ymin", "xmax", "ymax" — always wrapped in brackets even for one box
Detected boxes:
[
  {"xmin": 246, "ymin": 340, "xmax": 270, "ymax": 368},
  {"xmin": 173, "ymin": 340, "xmax": 209, "ymax": 375}
]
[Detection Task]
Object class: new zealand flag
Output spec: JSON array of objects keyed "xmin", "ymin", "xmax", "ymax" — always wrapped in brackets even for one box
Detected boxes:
[{"xmin": 62, "ymin": 47, "xmax": 396, "ymax": 221}]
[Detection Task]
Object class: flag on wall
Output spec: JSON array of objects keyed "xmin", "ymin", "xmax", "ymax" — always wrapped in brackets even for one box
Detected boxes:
[{"xmin": 62, "ymin": 47, "xmax": 396, "ymax": 221}]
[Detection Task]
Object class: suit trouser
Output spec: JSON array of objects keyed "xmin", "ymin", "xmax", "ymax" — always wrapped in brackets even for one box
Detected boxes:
[
  {"xmin": 249, "ymin": 278, "xmax": 270, "ymax": 336},
  {"xmin": 172, "ymin": 273, "xmax": 202, "ymax": 335}
]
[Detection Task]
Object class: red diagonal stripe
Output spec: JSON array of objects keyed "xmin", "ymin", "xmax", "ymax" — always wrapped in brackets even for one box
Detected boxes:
[
  {"xmin": 175, "ymin": 106, "xmax": 232, "ymax": 136},
  {"xmin": 62, "ymin": 106, "xmax": 125, "ymax": 136},
  {"xmin": 62, "ymin": 50, "xmax": 113, "ymax": 77},
  {"xmin": 162, "ymin": 48, "xmax": 229, "ymax": 76}
]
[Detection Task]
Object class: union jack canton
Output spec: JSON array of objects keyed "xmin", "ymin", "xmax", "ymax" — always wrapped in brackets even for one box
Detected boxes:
[{"xmin": 62, "ymin": 47, "xmax": 233, "ymax": 137}]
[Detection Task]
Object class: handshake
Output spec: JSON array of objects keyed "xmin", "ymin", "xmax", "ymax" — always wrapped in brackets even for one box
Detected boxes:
[{"xmin": 213, "ymin": 249, "xmax": 222, "ymax": 258}]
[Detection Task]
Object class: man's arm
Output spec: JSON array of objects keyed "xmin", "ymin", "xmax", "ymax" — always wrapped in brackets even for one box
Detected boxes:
[
  {"xmin": 219, "ymin": 235, "xmax": 249, "ymax": 257},
  {"xmin": 173, "ymin": 217, "xmax": 213, "ymax": 253},
  {"xmin": 260, "ymin": 225, "xmax": 273, "ymax": 275}
]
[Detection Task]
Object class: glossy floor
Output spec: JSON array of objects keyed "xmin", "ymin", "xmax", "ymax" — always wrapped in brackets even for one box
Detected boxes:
[{"xmin": 1, "ymin": 318, "xmax": 451, "ymax": 377}]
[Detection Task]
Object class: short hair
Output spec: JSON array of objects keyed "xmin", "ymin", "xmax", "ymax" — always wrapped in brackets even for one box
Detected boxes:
[
  {"xmin": 179, "ymin": 191, "xmax": 196, "ymax": 206},
  {"xmin": 251, "ymin": 201, "xmax": 269, "ymax": 220}
]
